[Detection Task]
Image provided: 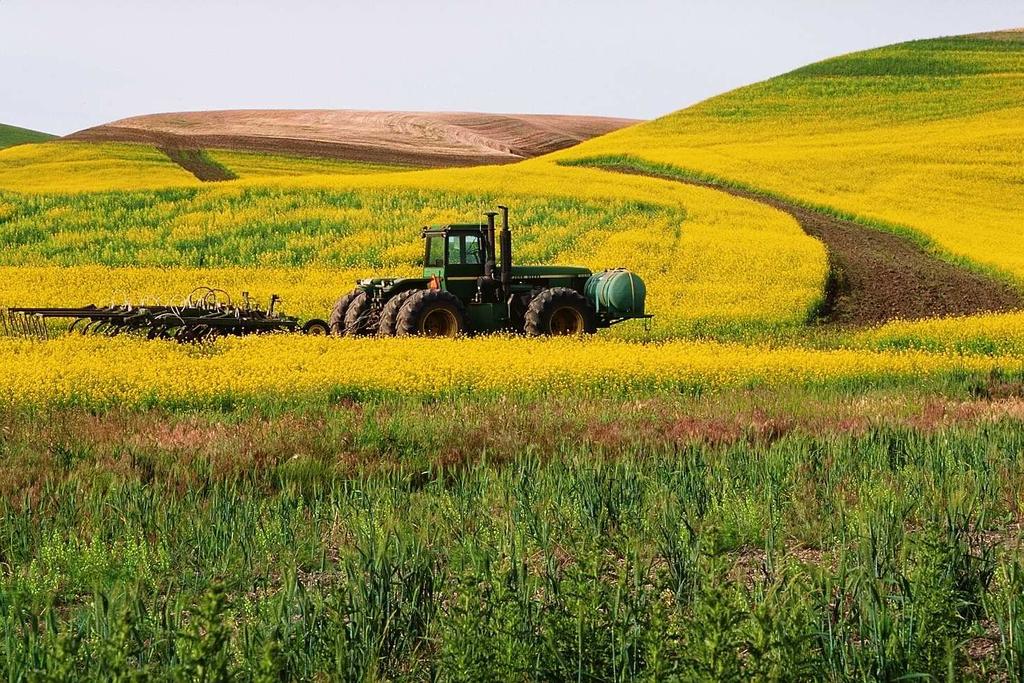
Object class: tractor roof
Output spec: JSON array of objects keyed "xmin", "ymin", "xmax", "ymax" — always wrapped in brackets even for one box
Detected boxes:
[{"xmin": 422, "ymin": 223, "xmax": 486, "ymax": 234}]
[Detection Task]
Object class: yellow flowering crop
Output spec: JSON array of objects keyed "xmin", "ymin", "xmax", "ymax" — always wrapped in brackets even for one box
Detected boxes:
[
  {"xmin": 555, "ymin": 34, "xmax": 1024, "ymax": 281},
  {"xmin": 0, "ymin": 142, "xmax": 200, "ymax": 192},
  {"xmin": 0, "ymin": 161, "xmax": 827, "ymax": 337},
  {"xmin": 0, "ymin": 335, "xmax": 1016, "ymax": 409},
  {"xmin": 850, "ymin": 311, "xmax": 1024, "ymax": 355},
  {"xmin": 5, "ymin": 31, "xmax": 1018, "ymax": 403}
]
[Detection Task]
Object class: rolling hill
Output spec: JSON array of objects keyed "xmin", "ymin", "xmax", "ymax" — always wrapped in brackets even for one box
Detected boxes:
[
  {"xmin": 555, "ymin": 29, "xmax": 1024, "ymax": 282},
  {"xmin": 2, "ymin": 30, "xmax": 1022, "ymax": 337},
  {"xmin": 0, "ymin": 123, "xmax": 55, "ymax": 150},
  {"xmin": 67, "ymin": 109, "xmax": 640, "ymax": 167}
]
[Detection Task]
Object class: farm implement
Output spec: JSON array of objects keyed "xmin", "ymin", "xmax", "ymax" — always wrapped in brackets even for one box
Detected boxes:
[
  {"xmin": 3, "ymin": 206, "xmax": 649, "ymax": 342},
  {"xmin": 1, "ymin": 287, "xmax": 330, "ymax": 342}
]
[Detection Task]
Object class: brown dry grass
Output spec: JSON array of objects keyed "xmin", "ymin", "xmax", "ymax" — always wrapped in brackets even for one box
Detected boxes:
[
  {"xmin": 4, "ymin": 390, "xmax": 1024, "ymax": 504},
  {"xmin": 972, "ymin": 27, "xmax": 1024, "ymax": 41}
]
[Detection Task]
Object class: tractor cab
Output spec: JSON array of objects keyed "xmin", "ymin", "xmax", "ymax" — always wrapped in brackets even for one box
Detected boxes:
[
  {"xmin": 422, "ymin": 224, "xmax": 493, "ymax": 305},
  {"xmin": 422, "ymin": 225, "xmax": 486, "ymax": 276}
]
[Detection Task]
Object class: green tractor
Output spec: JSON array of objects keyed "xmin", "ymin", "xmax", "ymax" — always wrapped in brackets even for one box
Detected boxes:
[{"xmin": 330, "ymin": 206, "xmax": 649, "ymax": 337}]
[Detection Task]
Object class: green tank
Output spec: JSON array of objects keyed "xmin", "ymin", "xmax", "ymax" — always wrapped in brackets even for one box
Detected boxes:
[{"xmin": 585, "ymin": 269, "xmax": 646, "ymax": 318}]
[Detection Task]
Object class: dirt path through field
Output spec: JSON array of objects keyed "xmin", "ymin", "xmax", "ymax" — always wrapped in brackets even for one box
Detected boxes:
[{"xmin": 600, "ymin": 165, "xmax": 1022, "ymax": 326}]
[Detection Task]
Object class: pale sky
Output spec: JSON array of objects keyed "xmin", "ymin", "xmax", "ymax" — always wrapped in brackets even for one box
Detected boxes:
[{"xmin": 2, "ymin": 0, "xmax": 1021, "ymax": 135}]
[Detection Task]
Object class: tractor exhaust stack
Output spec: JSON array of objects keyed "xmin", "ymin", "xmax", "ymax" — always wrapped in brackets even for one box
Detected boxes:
[
  {"xmin": 498, "ymin": 205, "xmax": 511, "ymax": 300},
  {"xmin": 483, "ymin": 211, "xmax": 498, "ymax": 280}
]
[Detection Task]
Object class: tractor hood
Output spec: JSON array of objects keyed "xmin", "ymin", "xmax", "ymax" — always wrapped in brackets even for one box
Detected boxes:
[{"xmin": 505, "ymin": 265, "xmax": 592, "ymax": 278}]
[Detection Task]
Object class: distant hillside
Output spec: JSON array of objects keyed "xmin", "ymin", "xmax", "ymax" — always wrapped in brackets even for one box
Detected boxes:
[
  {"xmin": 557, "ymin": 29, "xmax": 1024, "ymax": 281},
  {"xmin": 67, "ymin": 109, "xmax": 640, "ymax": 167},
  {"xmin": 0, "ymin": 123, "xmax": 55, "ymax": 150}
]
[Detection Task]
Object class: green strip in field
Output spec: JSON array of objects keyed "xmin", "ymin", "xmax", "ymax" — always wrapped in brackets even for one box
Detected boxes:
[
  {"xmin": 0, "ymin": 187, "xmax": 671, "ymax": 268},
  {"xmin": 205, "ymin": 148, "xmax": 416, "ymax": 178}
]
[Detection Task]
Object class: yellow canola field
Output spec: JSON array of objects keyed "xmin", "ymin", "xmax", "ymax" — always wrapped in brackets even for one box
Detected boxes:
[
  {"xmin": 0, "ymin": 142, "xmax": 200, "ymax": 192},
  {"xmin": 0, "ymin": 162, "xmax": 828, "ymax": 336},
  {"xmin": 0, "ymin": 335, "xmax": 1016, "ymax": 408},
  {"xmin": 851, "ymin": 311, "xmax": 1024, "ymax": 355},
  {"xmin": 555, "ymin": 36, "xmax": 1024, "ymax": 280},
  {"xmin": 250, "ymin": 165, "xmax": 829, "ymax": 333},
  {"xmin": 559, "ymin": 109, "xmax": 1024, "ymax": 279}
]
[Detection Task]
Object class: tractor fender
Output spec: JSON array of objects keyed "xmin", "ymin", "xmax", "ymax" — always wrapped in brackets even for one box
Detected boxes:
[{"xmin": 381, "ymin": 278, "xmax": 431, "ymax": 297}]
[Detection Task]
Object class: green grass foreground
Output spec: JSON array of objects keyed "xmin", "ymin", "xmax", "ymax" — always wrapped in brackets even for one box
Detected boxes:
[{"xmin": 2, "ymin": 386, "xmax": 1024, "ymax": 680}]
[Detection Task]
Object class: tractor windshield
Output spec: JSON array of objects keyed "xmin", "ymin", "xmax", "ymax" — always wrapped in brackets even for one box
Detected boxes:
[
  {"xmin": 448, "ymin": 235, "xmax": 463, "ymax": 264},
  {"xmin": 426, "ymin": 235, "xmax": 445, "ymax": 267},
  {"xmin": 464, "ymin": 235, "xmax": 482, "ymax": 264},
  {"xmin": 445, "ymin": 233, "xmax": 483, "ymax": 265}
]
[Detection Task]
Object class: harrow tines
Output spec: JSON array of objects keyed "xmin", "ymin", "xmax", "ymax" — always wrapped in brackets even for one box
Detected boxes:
[
  {"xmin": 15, "ymin": 313, "xmax": 30, "ymax": 338},
  {"xmin": 0, "ymin": 309, "xmax": 49, "ymax": 341},
  {"xmin": 5, "ymin": 288, "xmax": 305, "ymax": 344},
  {"xmin": 13, "ymin": 312, "xmax": 28, "ymax": 339},
  {"xmin": 0, "ymin": 309, "xmax": 15, "ymax": 338}
]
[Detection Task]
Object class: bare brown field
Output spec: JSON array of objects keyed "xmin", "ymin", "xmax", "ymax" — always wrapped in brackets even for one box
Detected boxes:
[{"xmin": 68, "ymin": 109, "xmax": 640, "ymax": 167}]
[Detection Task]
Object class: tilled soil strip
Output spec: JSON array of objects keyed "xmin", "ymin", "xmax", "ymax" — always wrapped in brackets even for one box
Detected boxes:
[
  {"xmin": 600, "ymin": 165, "xmax": 1022, "ymax": 326},
  {"xmin": 160, "ymin": 146, "xmax": 236, "ymax": 182},
  {"xmin": 76, "ymin": 126, "xmax": 513, "ymax": 168}
]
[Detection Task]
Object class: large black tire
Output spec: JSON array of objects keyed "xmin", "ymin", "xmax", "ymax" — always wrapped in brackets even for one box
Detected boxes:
[
  {"xmin": 524, "ymin": 287, "xmax": 597, "ymax": 336},
  {"xmin": 343, "ymin": 291, "xmax": 379, "ymax": 336},
  {"xmin": 329, "ymin": 289, "xmax": 360, "ymax": 336},
  {"xmin": 396, "ymin": 290, "xmax": 468, "ymax": 337},
  {"xmin": 378, "ymin": 289, "xmax": 420, "ymax": 336}
]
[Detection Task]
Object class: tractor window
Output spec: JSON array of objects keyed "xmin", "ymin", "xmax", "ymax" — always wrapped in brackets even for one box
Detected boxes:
[
  {"xmin": 464, "ymin": 235, "xmax": 482, "ymax": 264},
  {"xmin": 426, "ymin": 235, "xmax": 445, "ymax": 267},
  {"xmin": 447, "ymin": 235, "xmax": 463, "ymax": 265}
]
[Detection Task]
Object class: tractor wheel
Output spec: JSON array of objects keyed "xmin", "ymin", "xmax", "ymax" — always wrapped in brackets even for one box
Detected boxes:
[
  {"xmin": 378, "ymin": 289, "xmax": 420, "ymax": 336},
  {"xmin": 396, "ymin": 290, "xmax": 467, "ymax": 338},
  {"xmin": 524, "ymin": 287, "xmax": 597, "ymax": 336},
  {"xmin": 329, "ymin": 289, "xmax": 360, "ymax": 336},
  {"xmin": 302, "ymin": 319, "xmax": 330, "ymax": 335},
  {"xmin": 343, "ymin": 291, "xmax": 379, "ymax": 336}
]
